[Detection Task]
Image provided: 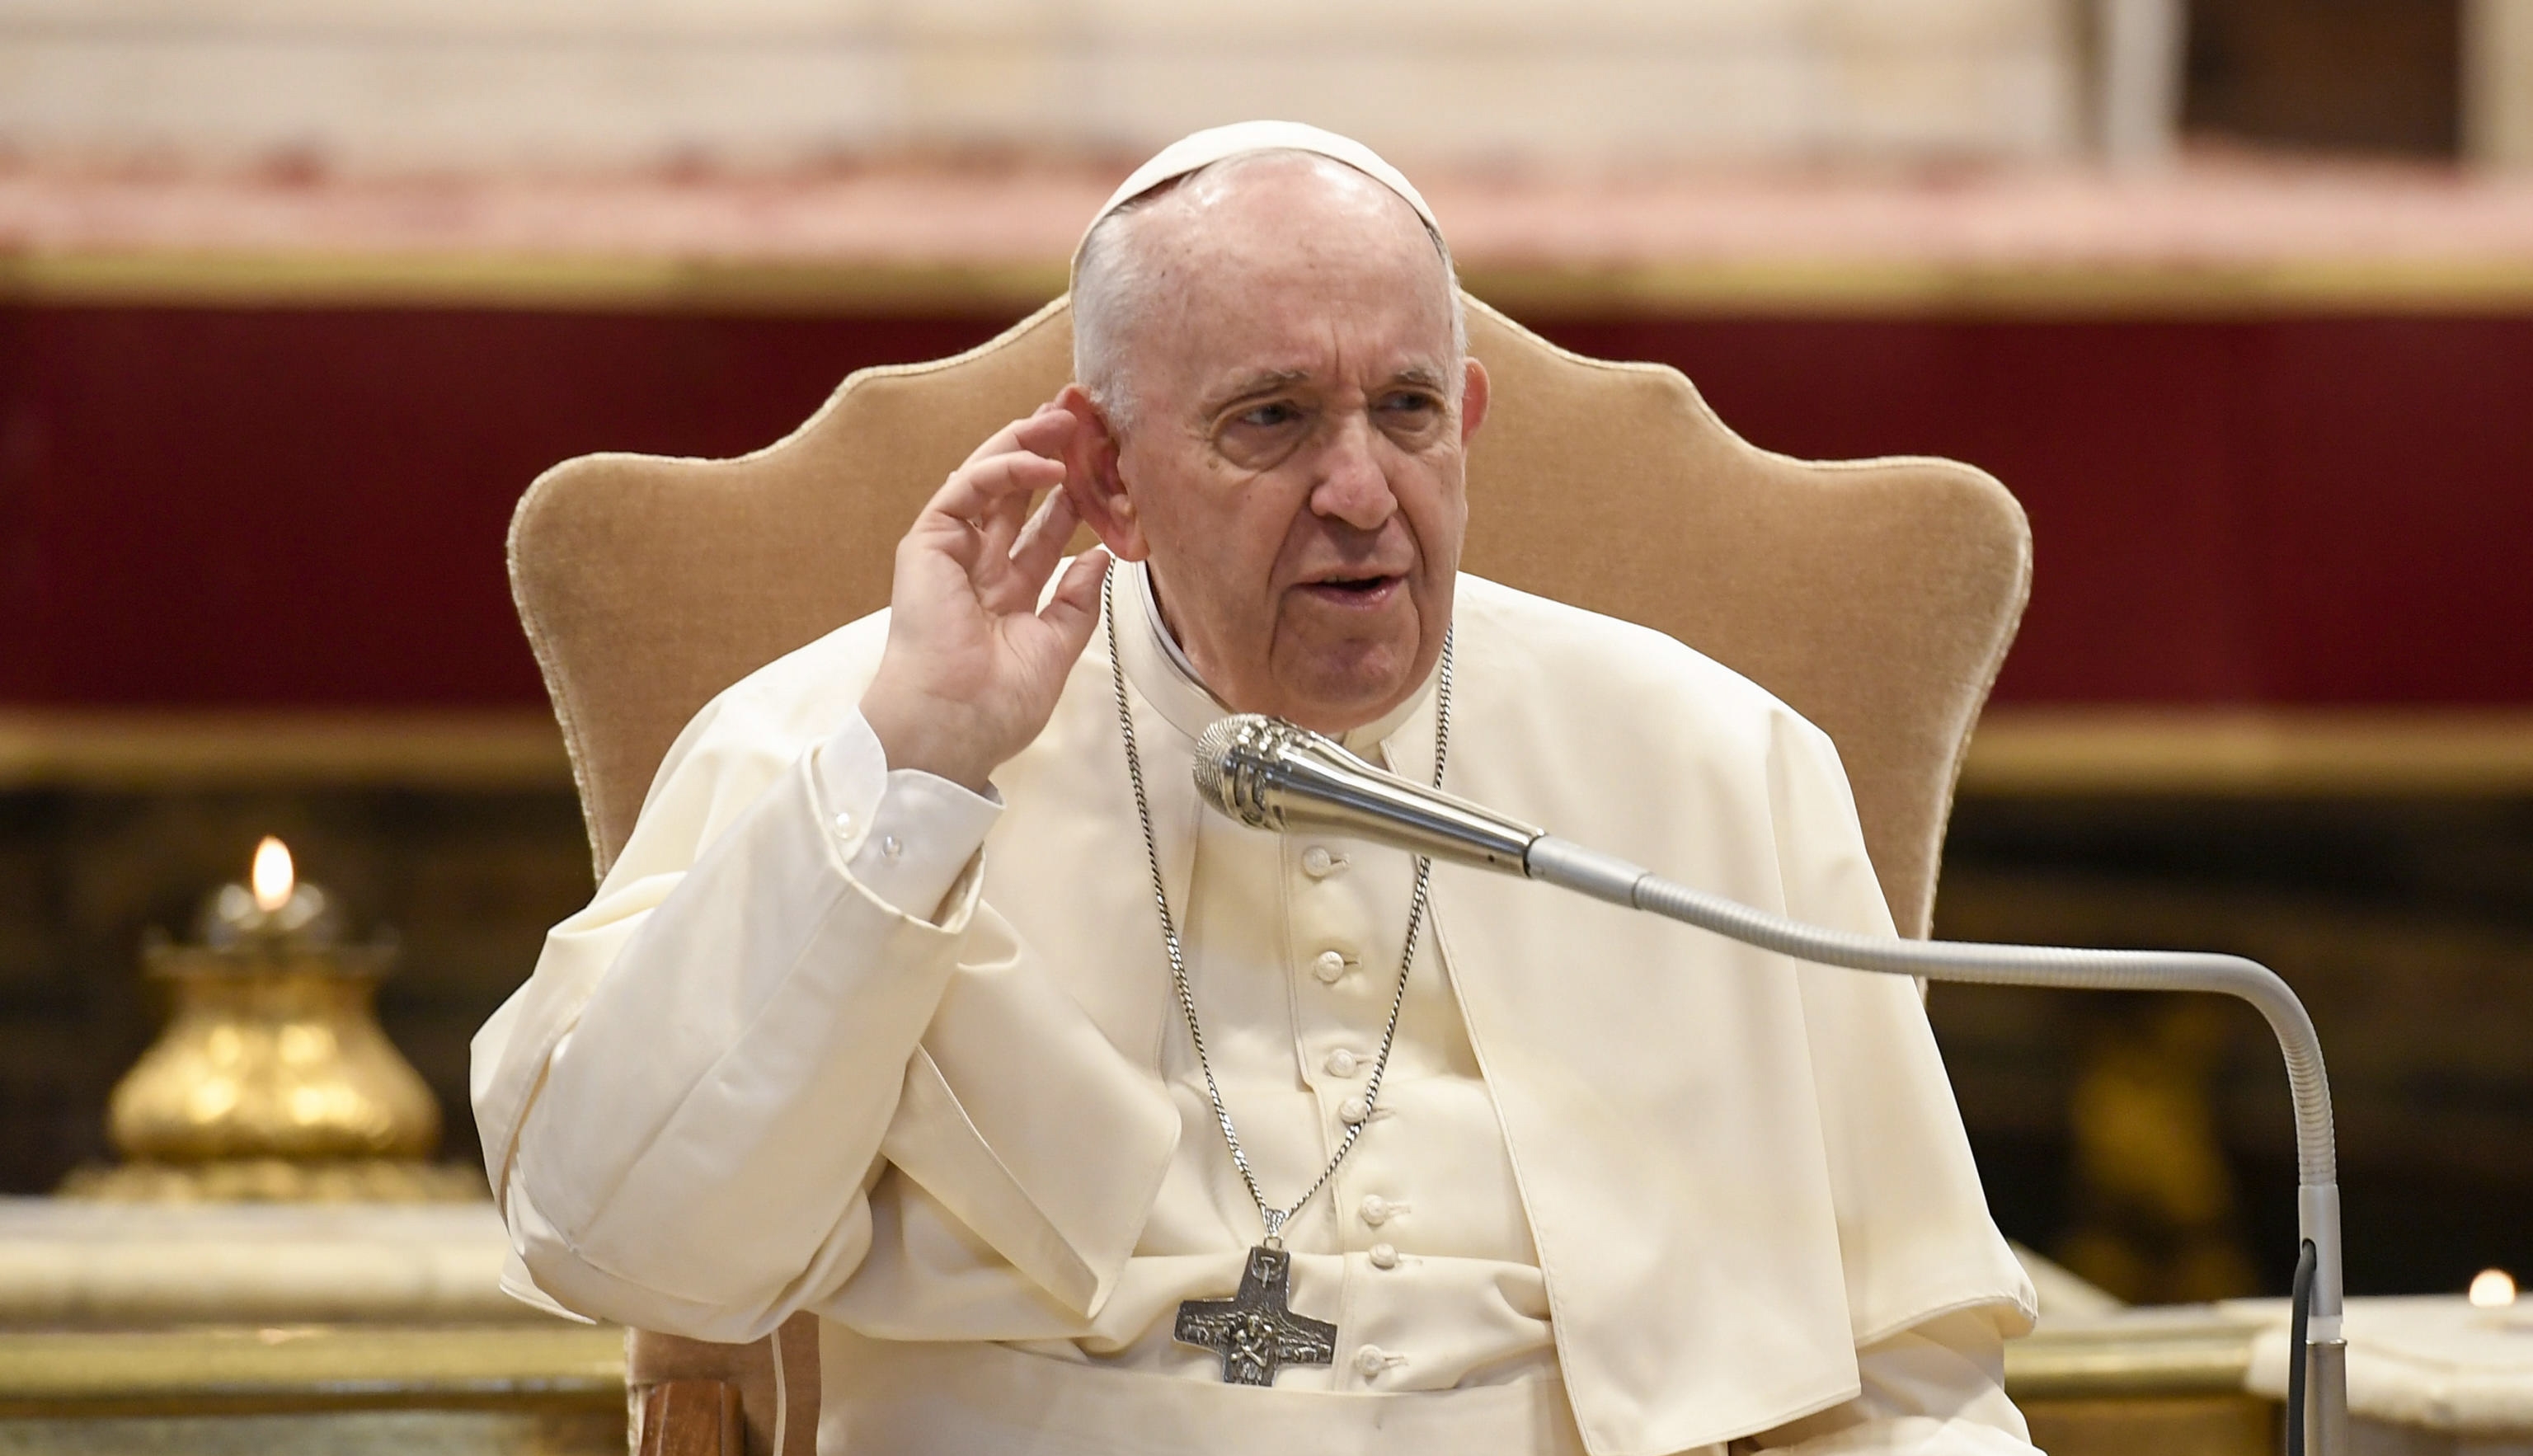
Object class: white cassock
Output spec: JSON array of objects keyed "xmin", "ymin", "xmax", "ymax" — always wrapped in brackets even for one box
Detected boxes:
[{"xmin": 472, "ymin": 566, "xmax": 2041, "ymax": 1456}]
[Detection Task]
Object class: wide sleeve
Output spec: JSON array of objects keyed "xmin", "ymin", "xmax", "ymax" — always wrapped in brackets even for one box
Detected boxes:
[
  {"xmin": 1737, "ymin": 1307, "xmax": 2040, "ymax": 1455},
  {"xmin": 1765, "ymin": 714, "xmax": 2037, "ymax": 1344},
  {"xmin": 468, "ymin": 679, "xmax": 1176, "ymax": 1343}
]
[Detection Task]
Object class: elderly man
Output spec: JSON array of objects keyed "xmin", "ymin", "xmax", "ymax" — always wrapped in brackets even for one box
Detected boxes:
[{"xmin": 472, "ymin": 123, "xmax": 2037, "ymax": 1456}]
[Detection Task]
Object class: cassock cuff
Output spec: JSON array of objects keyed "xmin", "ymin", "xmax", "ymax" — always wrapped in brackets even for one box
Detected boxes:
[{"xmin": 814, "ymin": 711, "xmax": 1003, "ymax": 923}]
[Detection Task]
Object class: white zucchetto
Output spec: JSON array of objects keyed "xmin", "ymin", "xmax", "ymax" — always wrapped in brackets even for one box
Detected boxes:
[{"xmin": 1072, "ymin": 120, "xmax": 1440, "ymax": 275}]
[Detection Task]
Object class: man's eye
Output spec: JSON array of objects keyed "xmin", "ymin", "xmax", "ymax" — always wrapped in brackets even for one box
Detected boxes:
[
  {"xmin": 1380, "ymin": 392, "xmax": 1439, "ymax": 416},
  {"xmin": 1236, "ymin": 402, "xmax": 1300, "ymax": 429}
]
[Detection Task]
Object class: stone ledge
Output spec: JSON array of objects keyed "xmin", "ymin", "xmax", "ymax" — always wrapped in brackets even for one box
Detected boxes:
[{"xmin": 0, "ymin": 1200, "xmax": 547, "ymax": 1327}]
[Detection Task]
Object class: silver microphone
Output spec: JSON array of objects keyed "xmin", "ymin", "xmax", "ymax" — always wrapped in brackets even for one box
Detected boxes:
[
  {"xmin": 1191, "ymin": 712, "xmax": 2349, "ymax": 1455},
  {"xmin": 1191, "ymin": 714, "xmax": 1539, "ymax": 871}
]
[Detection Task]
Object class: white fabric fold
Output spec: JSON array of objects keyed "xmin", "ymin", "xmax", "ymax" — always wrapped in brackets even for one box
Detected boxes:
[
  {"xmin": 472, "ymin": 610, "xmax": 1181, "ymax": 1341},
  {"xmin": 1412, "ymin": 586, "xmax": 2033, "ymax": 1454}
]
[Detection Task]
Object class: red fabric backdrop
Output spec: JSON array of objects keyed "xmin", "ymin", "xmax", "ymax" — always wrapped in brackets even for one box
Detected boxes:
[{"xmin": 2, "ymin": 304, "xmax": 2526, "ymax": 708}]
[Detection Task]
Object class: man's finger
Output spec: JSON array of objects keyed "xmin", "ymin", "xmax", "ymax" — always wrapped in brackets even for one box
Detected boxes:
[
  {"xmin": 952, "ymin": 402, "xmax": 1074, "ymax": 473},
  {"xmin": 1008, "ymin": 486, "xmax": 1080, "ymax": 586},
  {"xmin": 974, "ymin": 475, "xmax": 1047, "ymax": 568},
  {"xmin": 1035, "ymin": 548, "xmax": 1112, "ymax": 661},
  {"xmin": 924, "ymin": 450, "xmax": 1065, "ymax": 530}
]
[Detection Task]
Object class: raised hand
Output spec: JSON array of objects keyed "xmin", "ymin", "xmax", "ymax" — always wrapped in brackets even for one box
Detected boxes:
[{"xmin": 859, "ymin": 402, "xmax": 1112, "ymax": 793}]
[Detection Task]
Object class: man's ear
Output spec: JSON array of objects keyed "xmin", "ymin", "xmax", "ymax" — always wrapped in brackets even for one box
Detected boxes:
[
  {"xmin": 1459, "ymin": 357, "xmax": 1492, "ymax": 444},
  {"xmin": 1055, "ymin": 383, "xmax": 1150, "ymax": 562}
]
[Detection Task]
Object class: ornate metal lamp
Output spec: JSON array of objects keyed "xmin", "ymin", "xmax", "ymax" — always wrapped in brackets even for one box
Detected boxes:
[{"xmin": 62, "ymin": 837, "xmax": 481, "ymax": 1202}]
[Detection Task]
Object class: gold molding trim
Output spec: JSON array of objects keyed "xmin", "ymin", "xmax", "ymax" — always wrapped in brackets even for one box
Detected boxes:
[
  {"xmin": 1962, "ymin": 708, "xmax": 2533, "ymax": 796},
  {"xmin": 0, "ymin": 1323, "xmax": 623, "ymax": 1416},
  {"xmin": 7, "ymin": 249, "xmax": 2533, "ymax": 318},
  {"xmin": 0, "ymin": 711, "xmax": 570, "ymax": 790},
  {"xmin": 1468, "ymin": 257, "xmax": 2533, "ymax": 318},
  {"xmin": 2, "ymin": 707, "xmax": 2531, "ymax": 795},
  {"xmin": 2004, "ymin": 1311, "xmax": 2263, "ymax": 1399},
  {"xmin": 0, "ymin": 251, "xmax": 1069, "ymax": 317}
]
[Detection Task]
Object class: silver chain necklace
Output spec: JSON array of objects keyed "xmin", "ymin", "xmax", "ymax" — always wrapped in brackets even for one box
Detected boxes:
[{"xmin": 1105, "ymin": 569, "xmax": 1452, "ymax": 1384}]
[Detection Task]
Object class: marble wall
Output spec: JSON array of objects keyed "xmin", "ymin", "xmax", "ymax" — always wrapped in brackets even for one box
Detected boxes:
[
  {"xmin": 12, "ymin": 1, "xmax": 2526, "ymax": 176},
  {"xmin": 0, "ymin": 0, "xmax": 2088, "ymax": 172}
]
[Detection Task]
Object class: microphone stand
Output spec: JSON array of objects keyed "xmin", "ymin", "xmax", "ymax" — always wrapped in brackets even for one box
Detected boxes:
[
  {"xmin": 1194, "ymin": 716, "xmax": 2348, "ymax": 1455},
  {"xmin": 1522, "ymin": 836, "xmax": 2346, "ymax": 1456}
]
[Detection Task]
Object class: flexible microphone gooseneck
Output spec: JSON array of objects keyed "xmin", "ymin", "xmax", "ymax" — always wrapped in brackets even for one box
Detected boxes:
[{"xmin": 1193, "ymin": 712, "xmax": 2348, "ymax": 1456}]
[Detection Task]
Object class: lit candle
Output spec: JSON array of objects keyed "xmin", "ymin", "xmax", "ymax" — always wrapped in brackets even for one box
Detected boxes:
[
  {"xmin": 2472, "ymin": 1269, "xmax": 2517, "ymax": 1310},
  {"xmin": 204, "ymin": 836, "xmax": 341, "ymax": 950},
  {"xmin": 2468, "ymin": 1268, "xmax": 2525, "ymax": 1332},
  {"xmin": 251, "ymin": 836, "xmax": 293, "ymax": 914}
]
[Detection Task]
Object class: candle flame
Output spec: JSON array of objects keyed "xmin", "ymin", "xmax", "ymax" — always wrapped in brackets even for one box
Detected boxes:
[
  {"xmin": 251, "ymin": 837, "xmax": 294, "ymax": 914},
  {"xmin": 2471, "ymin": 1268, "xmax": 2517, "ymax": 1308}
]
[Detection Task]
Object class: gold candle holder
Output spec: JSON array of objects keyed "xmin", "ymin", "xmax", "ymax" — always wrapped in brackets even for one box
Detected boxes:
[{"xmin": 62, "ymin": 838, "xmax": 482, "ymax": 1203}]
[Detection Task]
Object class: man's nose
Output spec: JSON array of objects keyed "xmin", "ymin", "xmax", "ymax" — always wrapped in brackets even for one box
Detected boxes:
[{"xmin": 1309, "ymin": 413, "xmax": 1398, "ymax": 531}]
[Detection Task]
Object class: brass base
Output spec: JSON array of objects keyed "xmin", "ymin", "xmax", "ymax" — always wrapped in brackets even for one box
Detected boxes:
[
  {"xmin": 2022, "ymin": 1394, "xmax": 2274, "ymax": 1456},
  {"xmin": 110, "ymin": 945, "xmax": 442, "ymax": 1167},
  {"xmin": 57, "ymin": 1159, "xmax": 486, "ymax": 1205}
]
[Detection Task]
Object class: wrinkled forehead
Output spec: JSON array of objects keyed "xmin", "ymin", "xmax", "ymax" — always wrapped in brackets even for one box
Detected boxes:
[{"xmin": 1133, "ymin": 176, "xmax": 1457, "ymax": 390}]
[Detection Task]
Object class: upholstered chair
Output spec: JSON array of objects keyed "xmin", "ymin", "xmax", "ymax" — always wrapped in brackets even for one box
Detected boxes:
[{"xmin": 506, "ymin": 294, "xmax": 2031, "ymax": 1455}]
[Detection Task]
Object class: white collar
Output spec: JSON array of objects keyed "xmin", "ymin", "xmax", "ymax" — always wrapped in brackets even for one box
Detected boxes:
[{"xmin": 1136, "ymin": 559, "xmax": 1208, "ymax": 691}]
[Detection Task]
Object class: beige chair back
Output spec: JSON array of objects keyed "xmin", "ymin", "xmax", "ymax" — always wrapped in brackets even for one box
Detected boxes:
[
  {"xmin": 508, "ymin": 293, "xmax": 2030, "ymax": 1456},
  {"xmin": 513, "ymin": 294, "xmax": 2026, "ymax": 933}
]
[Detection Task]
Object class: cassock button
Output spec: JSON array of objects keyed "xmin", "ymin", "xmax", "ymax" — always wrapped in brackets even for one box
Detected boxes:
[
  {"xmin": 832, "ymin": 810, "xmax": 855, "ymax": 838},
  {"xmin": 1360, "ymin": 1195, "xmax": 1402, "ymax": 1226},
  {"xmin": 1301, "ymin": 846, "xmax": 1341, "ymax": 879},
  {"xmin": 1312, "ymin": 951, "xmax": 1349, "ymax": 984},
  {"xmin": 880, "ymin": 834, "xmax": 904, "ymax": 861},
  {"xmin": 1324, "ymin": 1049, "xmax": 1360, "ymax": 1078},
  {"xmin": 1339, "ymin": 1097, "xmax": 1370, "ymax": 1125},
  {"xmin": 1354, "ymin": 1346, "xmax": 1396, "ymax": 1379},
  {"xmin": 1368, "ymin": 1242, "xmax": 1399, "ymax": 1270}
]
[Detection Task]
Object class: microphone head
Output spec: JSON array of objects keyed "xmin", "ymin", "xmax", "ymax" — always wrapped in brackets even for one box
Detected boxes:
[
  {"xmin": 1190, "ymin": 716, "xmax": 1244, "ymax": 815},
  {"xmin": 1193, "ymin": 714, "xmax": 1305, "ymax": 829},
  {"xmin": 1194, "ymin": 712, "xmax": 1544, "ymax": 870}
]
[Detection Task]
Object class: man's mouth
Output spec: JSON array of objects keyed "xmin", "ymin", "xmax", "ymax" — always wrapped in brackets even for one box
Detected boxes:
[{"xmin": 1295, "ymin": 574, "xmax": 1404, "ymax": 608}]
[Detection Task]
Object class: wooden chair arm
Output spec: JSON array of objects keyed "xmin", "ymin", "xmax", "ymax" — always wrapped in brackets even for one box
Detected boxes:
[
  {"xmin": 636, "ymin": 1378, "xmax": 744, "ymax": 1456},
  {"xmin": 626, "ymin": 1314, "xmax": 820, "ymax": 1456}
]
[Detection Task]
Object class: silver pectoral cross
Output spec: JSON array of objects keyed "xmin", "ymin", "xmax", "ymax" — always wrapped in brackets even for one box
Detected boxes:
[{"xmin": 1173, "ymin": 1244, "xmax": 1337, "ymax": 1386}]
